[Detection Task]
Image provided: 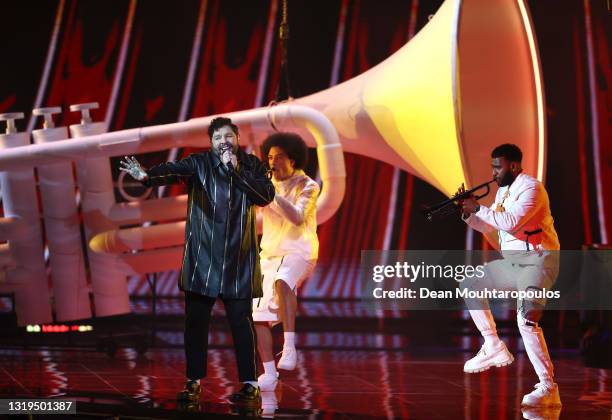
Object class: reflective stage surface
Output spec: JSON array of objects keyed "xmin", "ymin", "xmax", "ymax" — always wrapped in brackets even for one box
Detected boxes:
[{"xmin": 0, "ymin": 301, "xmax": 610, "ymax": 419}]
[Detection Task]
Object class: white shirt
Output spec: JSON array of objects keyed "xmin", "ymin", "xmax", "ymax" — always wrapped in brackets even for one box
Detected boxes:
[
  {"xmin": 465, "ymin": 173, "xmax": 560, "ymax": 251},
  {"xmin": 260, "ymin": 170, "xmax": 320, "ymax": 260}
]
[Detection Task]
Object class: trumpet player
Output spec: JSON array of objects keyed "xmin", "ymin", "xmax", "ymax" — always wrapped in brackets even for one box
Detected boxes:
[
  {"xmin": 458, "ymin": 143, "xmax": 561, "ymax": 407},
  {"xmin": 119, "ymin": 117, "xmax": 275, "ymax": 406}
]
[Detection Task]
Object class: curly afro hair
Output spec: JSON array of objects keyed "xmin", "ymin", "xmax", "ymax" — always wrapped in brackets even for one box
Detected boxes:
[{"xmin": 261, "ymin": 132, "xmax": 309, "ymax": 170}]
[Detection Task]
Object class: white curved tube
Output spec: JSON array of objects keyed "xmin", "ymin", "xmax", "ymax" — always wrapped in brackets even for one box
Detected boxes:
[
  {"xmin": 0, "ymin": 104, "xmax": 345, "ymax": 225},
  {"xmin": 70, "ymin": 121, "xmax": 130, "ymax": 318},
  {"xmin": 33, "ymin": 126, "xmax": 91, "ymax": 322},
  {"xmin": 264, "ymin": 105, "xmax": 346, "ymax": 224}
]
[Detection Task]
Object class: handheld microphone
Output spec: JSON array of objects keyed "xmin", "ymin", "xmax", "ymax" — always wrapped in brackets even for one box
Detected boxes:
[{"xmin": 220, "ymin": 144, "xmax": 235, "ymax": 172}]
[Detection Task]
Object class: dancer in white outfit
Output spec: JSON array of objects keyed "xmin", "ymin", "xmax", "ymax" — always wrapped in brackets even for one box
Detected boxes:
[
  {"xmin": 459, "ymin": 144, "xmax": 562, "ymax": 407},
  {"xmin": 253, "ymin": 132, "xmax": 319, "ymax": 391}
]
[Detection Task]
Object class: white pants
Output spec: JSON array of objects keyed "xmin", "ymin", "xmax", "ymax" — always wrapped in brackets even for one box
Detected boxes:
[
  {"xmin": 462, "ymin": 251, "xmax": 560, "ymax": 311},
  {"xmin": 252, "ymin": 254, "xmax": 316, "ymax": 324},
  {"xmin": 464, "ymin": 251, "xmax": 560, "ymax": 384}
]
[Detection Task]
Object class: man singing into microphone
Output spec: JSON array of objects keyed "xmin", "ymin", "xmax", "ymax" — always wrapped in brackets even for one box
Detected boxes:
[
  {"xmin": 458, "ymin": 143, "xmax": 561, "ymax": 407},
  {"xmin": 252, "ymin": 132, "xmax": 319, "ymax": 391},
  {"xmin": 119, "ymin": 117, "xmax": 274, "ymax": 405}
]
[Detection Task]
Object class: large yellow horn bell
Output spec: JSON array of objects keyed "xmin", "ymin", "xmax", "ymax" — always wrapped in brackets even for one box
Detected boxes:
[{"xmin": 296, "ymin": 0, "xmax": 545, "ymax": 200}]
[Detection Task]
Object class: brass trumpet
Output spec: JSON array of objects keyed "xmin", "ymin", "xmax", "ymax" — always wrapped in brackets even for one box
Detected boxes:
[{"xmin": 423, "ymin": 178, "xmax": 496, "ymax": 221}]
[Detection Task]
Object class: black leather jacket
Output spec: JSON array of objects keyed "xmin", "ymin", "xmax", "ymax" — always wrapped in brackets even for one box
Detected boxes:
[{"xmin": 144, "ymin": 150, "xmax": 274, "ymax": 298}]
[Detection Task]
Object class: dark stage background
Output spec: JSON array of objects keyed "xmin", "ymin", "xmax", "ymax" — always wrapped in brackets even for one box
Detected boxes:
[{"xmin": 0, "ymin": 0, "xmax": 610, "ymax": 299}]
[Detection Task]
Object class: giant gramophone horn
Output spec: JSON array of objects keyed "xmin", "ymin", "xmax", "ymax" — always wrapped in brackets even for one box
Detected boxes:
[{"xmin": 293, "ymin": 0, "xmax": 546, "ymax": 200}]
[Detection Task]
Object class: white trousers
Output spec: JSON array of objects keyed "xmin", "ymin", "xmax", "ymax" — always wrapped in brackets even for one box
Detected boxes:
[{"xmin": 465, "ymin": 251, "xmax": 560, "ymax": 384}]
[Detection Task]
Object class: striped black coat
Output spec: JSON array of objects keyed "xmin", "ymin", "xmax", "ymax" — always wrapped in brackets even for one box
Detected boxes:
[{"xmin": 144, "ymin": 150, "xmax": 274, "ymax": 299}]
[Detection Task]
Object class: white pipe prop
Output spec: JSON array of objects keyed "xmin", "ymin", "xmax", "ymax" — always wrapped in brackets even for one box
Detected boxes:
[
  {"xmin": 90, "ymin": 222, "xmax": 185, "ymax": 253},
  {"xmin": 0, "ymin": 104, "xmax": 345, "ymax": 224},
  {"xmin": 109, "ymin": 195, "xmax": 188, "ymax": 226},
  {"xmin": 0, "ymin": 130, "xmax": 52, "ymax": 326},
  {"xmin": 33, "ymin": 116, "xmax": 91, "ymax": 322},
  {"xmin": 69, "ymin": 111, "xmax": 130, "ymax": 318}
]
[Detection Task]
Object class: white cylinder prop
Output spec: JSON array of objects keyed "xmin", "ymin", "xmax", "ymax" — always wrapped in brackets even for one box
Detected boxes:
[
  {"xmin": 69, "ymin": 109, "xmax": 130, "ymax": 318},
  {"xmin": 90, "ymin": 222, "xmax": 185, "ymax": 253},
  {"xmin": 0, "ymin": 128, "xmax": 52, "ymax": 325},
  {"xmin": 33, "ymin": 117, "xmax": 92, "ymax": 322}
]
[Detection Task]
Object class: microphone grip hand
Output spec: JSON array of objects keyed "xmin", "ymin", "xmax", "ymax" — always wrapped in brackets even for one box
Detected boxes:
[{"xmin": 221, "ymin": 149, "xmax": 238, "ymax": 171}]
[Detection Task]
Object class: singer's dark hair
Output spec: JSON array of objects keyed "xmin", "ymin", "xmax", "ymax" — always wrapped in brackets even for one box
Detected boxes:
[
  {"xmin": 492, "ymin": 143, "xmax": 522, "ymax": 163},
  {"xmin": 208, "ymin": 117, "xmax": 239, "ymax": 139},
  {"xmin": 261, "ymin": 132, "xmax": 309, "ymax": 170}
]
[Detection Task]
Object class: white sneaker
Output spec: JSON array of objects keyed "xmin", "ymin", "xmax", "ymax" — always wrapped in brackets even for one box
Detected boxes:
[
  {"xmin": 463, "ymin": 342, "xmax": 514, "ymax": 373},
  {"xmin": 277, "ymin": 347, "xmax": 297, "ymax": 370},
  {"xmin": 257, "ymin": 372, "xmax": 279, "ymax": 391},
  {"xmin": 522, "ymin": 382, "xmax": 562, "ymax": 407}
]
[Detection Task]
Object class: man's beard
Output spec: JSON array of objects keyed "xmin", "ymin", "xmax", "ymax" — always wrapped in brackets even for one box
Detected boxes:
[
  {"xmin": 497, "ymin": 171, "xmax": 516, "ymax": 187},
  {"xmin": 217, "ymin": 143, "xmax": 237, "ymax": 155}
]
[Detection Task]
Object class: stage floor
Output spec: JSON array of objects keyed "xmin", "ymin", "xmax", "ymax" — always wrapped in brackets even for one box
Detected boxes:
[
  {"xmin": 1, "ymin": 348, "xmax": 610, "ymax": 419},
  {"xmin": 0, "ymin": 303, "xmax": 610, "ymax": 419}
]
